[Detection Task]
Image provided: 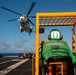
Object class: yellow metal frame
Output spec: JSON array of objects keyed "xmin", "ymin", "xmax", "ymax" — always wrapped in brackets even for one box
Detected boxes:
[
  {"xmin": 32, "ymin": 56, "xmax": 35, "ymax": 75},
  {"xmin": 35, "ymin": 12, "xmax": 76, "ymax": 75}
]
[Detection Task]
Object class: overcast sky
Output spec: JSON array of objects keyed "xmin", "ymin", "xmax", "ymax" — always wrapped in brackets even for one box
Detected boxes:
[{"xmin": 0, "ymin": 0, "xmax": 76, "ymax": 53}]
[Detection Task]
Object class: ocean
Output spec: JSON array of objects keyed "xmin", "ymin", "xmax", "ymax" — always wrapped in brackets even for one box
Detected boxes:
[{"xmin": 0, "ymin": 53, "xmax": 21, "ymax": 57}]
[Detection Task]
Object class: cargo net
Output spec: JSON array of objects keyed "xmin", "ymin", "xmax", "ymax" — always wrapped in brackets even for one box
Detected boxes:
[{"xmin": 39, "ymin": 16, "xmax": 76, "ymax": 26}]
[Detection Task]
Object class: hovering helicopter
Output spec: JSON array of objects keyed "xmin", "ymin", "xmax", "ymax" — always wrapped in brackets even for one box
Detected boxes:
[{"xmin": 1, "ymin": 2, "xmax": 36, "ymax": 35}]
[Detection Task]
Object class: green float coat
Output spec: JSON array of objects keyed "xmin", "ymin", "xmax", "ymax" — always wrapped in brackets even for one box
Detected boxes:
[
  {"xmin": 40, "ymin": 40, "xmax": 76, "ymax": 65},
  {"xmin": 40, "ymin": 29, "xmax": 76, "ymax": 65}
]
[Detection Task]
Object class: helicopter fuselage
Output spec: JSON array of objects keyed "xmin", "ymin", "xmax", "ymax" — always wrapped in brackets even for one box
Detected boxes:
[
  {"xmin": 20, "ymin": 22, "xmax": 32, "ymax": 34},
  {"xmin": 1, "ymin": 2, "xmax": 35, "ymax": 35}
]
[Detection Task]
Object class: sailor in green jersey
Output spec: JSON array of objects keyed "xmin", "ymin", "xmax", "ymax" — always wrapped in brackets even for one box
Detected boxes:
[{"xmin": 40, "ymin": 29, "xmax": 76, "ymax": 65}]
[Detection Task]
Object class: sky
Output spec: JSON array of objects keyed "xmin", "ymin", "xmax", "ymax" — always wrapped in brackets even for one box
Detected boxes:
[{"xmin": 0, "ymin": 0, "xmax": 76, "ymax": 53}]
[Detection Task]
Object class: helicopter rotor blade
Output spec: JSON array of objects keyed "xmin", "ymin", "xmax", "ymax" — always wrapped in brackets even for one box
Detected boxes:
[
  {"xmin": 1, "ymin": 6, "xmax": 22, "ymax": 16},
  {"xmin": 28, "ymin": 18, "xmax": 34, "ymax": 26},
  {"xmin": 26, "ymin": 2, "xmax": 36, "ymax": 16},
  {"xmin": 28, "ymin": 16, "xmax": 36, "ymax": 18},
  {"xmin": 8, "ymin": 18, "xmax": 18, "ymax": 22}
]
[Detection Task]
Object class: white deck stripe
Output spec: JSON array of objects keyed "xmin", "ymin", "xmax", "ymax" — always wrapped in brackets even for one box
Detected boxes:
[
  {"xmin": 0, "ymin": 59, "xmax": 29, "ymax": 75},
  {"xmin": 0, "ymin": 59, "xmax": 18, "ymax": 64}
]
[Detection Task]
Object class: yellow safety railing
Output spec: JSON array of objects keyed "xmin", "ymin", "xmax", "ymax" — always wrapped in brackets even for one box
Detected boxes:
[{"xmin": 35, "ymin": 12, "xmax": 76, "ymax": 75}]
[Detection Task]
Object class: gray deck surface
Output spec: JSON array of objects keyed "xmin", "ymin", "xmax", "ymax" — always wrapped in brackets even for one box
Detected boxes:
[{"xmin": 0, "ymin": 57, "xmax": 32, "ymax": 75}]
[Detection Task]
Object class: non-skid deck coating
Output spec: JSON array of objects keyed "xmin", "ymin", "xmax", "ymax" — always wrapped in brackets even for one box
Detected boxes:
[
  {"xmin": 6, "ymin": 60, "xmax": 32, "ymax": 75},
  {"xmin": 0, "ymin": 57, "xmax": 18, "ymax": 63},
  {"xmin": 0, "ymin": 57, "xmax": 32, "ymax": 75}
]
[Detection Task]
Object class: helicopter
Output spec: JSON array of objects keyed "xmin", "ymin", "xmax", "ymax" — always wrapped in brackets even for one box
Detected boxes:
[{"xmin": 1, "ymin": 2, "xmax": 36, "ymax": 35}]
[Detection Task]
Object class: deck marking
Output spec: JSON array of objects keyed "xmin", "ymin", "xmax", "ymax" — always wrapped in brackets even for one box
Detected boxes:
[
  {"xmin": 0, "ymin": 59, "xmax": 29, "ymax": 75},
  {"xmin": 0, "ymin": 59, "xmax": 20, "ymax": 64}
]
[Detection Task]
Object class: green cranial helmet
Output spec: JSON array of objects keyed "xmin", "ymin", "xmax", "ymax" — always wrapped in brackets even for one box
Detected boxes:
[{"xmin": 48, "ymin": 29, "xmax": 63, "ymax": 40}]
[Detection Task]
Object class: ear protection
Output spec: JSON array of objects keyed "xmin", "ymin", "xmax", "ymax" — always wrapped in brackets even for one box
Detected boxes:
[
  {"xmin": 60, "ymin": 34, "xmax": 63, "ymax": 40},
  {"xmin": 48, "ymin": 34, "xmax": 51, "ymax": 40},
  {"xmin": 48, "ymin": 29, "xmax": 63, "ymax": 40}
]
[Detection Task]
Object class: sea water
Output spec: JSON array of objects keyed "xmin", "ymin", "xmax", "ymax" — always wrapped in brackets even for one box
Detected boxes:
[{"xmin": 0, "ymin": 53, "xmax": 21, "ymax": 57}]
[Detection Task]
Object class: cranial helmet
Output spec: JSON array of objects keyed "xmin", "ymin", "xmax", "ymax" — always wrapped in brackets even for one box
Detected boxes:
[{"xmin": 48, "ymin": 29, "xmax": 63, "ymax": 40}]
